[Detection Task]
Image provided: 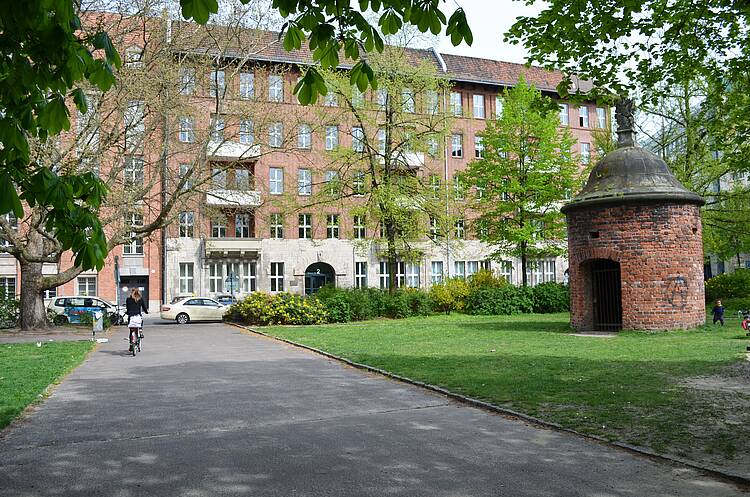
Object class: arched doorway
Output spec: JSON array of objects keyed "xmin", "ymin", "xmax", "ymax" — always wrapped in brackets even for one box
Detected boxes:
[
  {"xmin": 590, "ymin": 259, "xmax": 622, "ymax": 331},
  {"xmin": 304, "ymin": 262, "xmax": 335, "ymax": 295}
]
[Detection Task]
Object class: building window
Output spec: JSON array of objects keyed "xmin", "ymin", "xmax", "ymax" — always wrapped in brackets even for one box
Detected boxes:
[
  {"xmin": 208, "ymin": 263, "xmax": 224, "ymax": 293},
  {"xmin": 210, "ymin": 115, "xmax": 225, "ymax": 142},
  {"xmin": 0, "ymin": 277, "xmax": 15, "ymax": 298},
  {"xmin": 179, "ymin": 163, "xmax": 192, "ymax": 191},
  {"xmin": 455, "ymin": 218, "xmax": 465, "ymax": 239},
  {"xmin": 426, "ymin": 90, "xmax": 439, "ymax": 114},
  {"xmin": 430, "ymin": 261, "xmax": 444, "ymax": 284},
  {"xmin": 454, "ymin": 261, "xmax": 466, "ymax": 280},
  {"xmin": 474, "ymin": 136, "xmax": 485, "ymax": 158},
  {"xmin": 268, "ymin": 74, "xmax": 283, "ymax": 102},
  {"xmin": 451, "ymin": 134, "xmax": 463, "ymax": 158},
  {"xmin": 268, "ymin": 122, "xmax": 283, "ymax": 147},
  {"xmin": 500, "ymin": 260, "xmax": 513, "ymax": 284},
  {"xmin": 211, "ymin": 218, "xmax": 226, "ymax": 238},
  {"xmin": 324, "ymin": 170, "xmax": 339, "ymax": 196},
  {"xmin": 427, "ymin": 136, "xmax": 439, "ymax": 156},
  {"xmin": 270, "ymin": 213, "xmax": 283, "ymax": 239},
  {"xmin": 124, "ymin": 46, "xmax": 143, "ymax": 68},
  {"xmin": 123, "ymin": 212, "xmax": 144, "ymax": 255},
  {"xmin": 298, "ymin": 169, "xmax": 312, "ymax": 196},
  {"xmin": 209, "ymin": 69, "xmax": 225, "ymax": 98},
  {"xmin": 352, "ymin": 126, "xmax": 365, "ymax": 152},
  {"xmin": 270, "ymin": 262, "xmax": 284, "ymax": 292},
  {"xmin": 377, "ymin": 129, "xmax": 386, "ymax": 155},
  {"xmin": 429, "ymin": 217, "xmax": 440, "ymax": 239},
  {"xmin": 212, "ymin": 167, "xmax": 227, "ymax": 188},
  {"xmin": 429, "ymin": 175, "xmax": 441, "ymax": 199},
  {"xmin": 239, "ymin": 119, "xmax": 254, "ymax": 144},
  {"xmin": 299, "ymin": 213, "xmax": 312, "ymax": 239},
  {"xmin": 0, "ymin": 213, "xmax": 17, "ymax": 248},
  {"xmin": 473, "ymin": 94, "xmax": 485, "ymax": 118},
  {"xmin": 596, "ymin": 107, "xmax": 607, "ymax": 129},
  {"xmin": 178, "ymin": 117, "xmax": 194, "ymax": 143},
  {"xmin": 581, "ymin": 142, "xmax": 591, "ymax": 164},
  {"xmin": 179, "ymin": 211, "xmax": 194, "ymax": 237},
  {"xmin": 179, "ymin": 263, "xmax": 194, "ymax": 294},
  {"xmin": 124, "ymin": 157, "xmax": 144, "ymax": 187},
  {"xmin": 225, "ymin": 261, "xmax": 257, "ymax": 293},
  {"xmin": 378, "ymin": 261, "xmax": 390, "ymax": 289},
  {"xmin": 353, "ymin": 171, "xmax": 365, "ymax": 196},
  {"xmin": 326, "ymin": 214, "xmax": 340, "ymax": 239},
  {"xmin": 467, "ymin": 260, "xmax": 479, "ymax": 278},
  {"xmin": 234, "ymin": 168, "xmax": 251, "ymax": 190},
  {"xmin": 353, "ymin": 215, "xmax": 366, "ymax": 239},
  {"xmin": 124, "ymin": 100, "xmax": 145, "ymax": 148},
  {"xmin": 325, "ymin": 125, "xmax": 339, "ymax": 151},
  {"xmin": 297, "ymin": 124, "xmax": 312, "ymax": 149},
  {"xmin": 269, "ymin": 167, "xmax": 284, "ymax": 195},
  {"xmin": 179, "ymin": 67, "xmax": 196, "ymax": 95},
  {"xmin": 449, "ymin": 92, "xmax": 462, "ymax": 116},
  {"xmin": 402, "ymin": 88, "xmax": 415, "ymax": 113},
  {"xmin": 559, "ymin": 103, "xmax": 569, "ymax": 126},
  {"xmin": 78, "ymin": 276, "xmax": 97, "ymax": 296},
  {"xmin": 324, "ymin": 86, "xmax": 338, "ymax": 106},
  {"xmin": 43, "ymin": 287, "xmax": 57, "ymax": 299},
  {"xmin": 352, "ymin": 87, "xmax": 365, "ymax": 108},
  {"xmin": 355, "ymin": 262, "xmax": 368, "ymax": 288},
  {"xmin": 544, "ymin": 259, "xmax": 556, "ymax": 282},
  {"xmin": 453, "ymin": 176, "xmax": 465, "ymax": 200},
  {"xmin": 579, "ymin": 106, "xmax": 589, "ymax": 127},
  {"xmin": 240, "ymin": 72, "xmax": 254, "ymax": 99},
  {"xmin": 376, "ymin": 88, "xmax": 388, "ymax": 109},
  {"xmin": 403, "ymin": 262, "xmax": 420, "ymax": 288},
  {"xmin": 235, "ymin": 213, "xmax": 251, "ymax": 238},
  {"xmin": 495, "ymin": 95, "xmax": 504, "ymax": 118}
]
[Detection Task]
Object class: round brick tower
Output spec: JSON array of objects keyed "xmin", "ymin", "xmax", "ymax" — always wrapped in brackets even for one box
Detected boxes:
[{"xmin": 561, "ymin": 100, "xmax": 706, "ymax": 331}]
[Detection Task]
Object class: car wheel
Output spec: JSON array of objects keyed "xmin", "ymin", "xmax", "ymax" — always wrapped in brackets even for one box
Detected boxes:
[
  {"xmin": 53, "ymin": 315, "xmax": 68, "ymax": 325},
  {"xmin": 176, "ymin": 313, "xmax": 190, "ymax": 325}
]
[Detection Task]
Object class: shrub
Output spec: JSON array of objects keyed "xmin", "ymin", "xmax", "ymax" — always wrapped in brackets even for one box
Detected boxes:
[
  {"xmin": 429, "ymin": 278, "xmax": 470, "ymax": 313},
  {"xmin": 468, "ymin": 269, "xmax": 507, "ymax": 290},
  {"xmin": 531, "ymin": 282, "xmax": 570, "ymax": 313},
  {"xmin": 227, "ymin": 292, "xmax": 328, "ymax": 326},
  {"xmin": 705, "ymin": 269, "xmax": 750, "ymax": 302},
  {"xmin": 718, "ymin": 297, "xmax": 750, "ymax": 314},
  {"xmin": 466, "ymin": 286, "xmax": 534, "ymax": 315},
  {"xmin": 0, "ymin": 293, "xmax": 19, "ymax": 329},
  {"xmin": 314, "ymin": 286, "xmax": 384, "ymax": 322}
]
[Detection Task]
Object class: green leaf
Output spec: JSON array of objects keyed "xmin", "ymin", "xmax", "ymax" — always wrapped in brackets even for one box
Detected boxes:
[
  {"xmin": 180, "ymin": 0, "xmax": 219, "ymax": 24},
  {"xmin": 71, "ymin": 88, "xmax": 88, "ymax": 114},
  {"xmin": 0, "ymin": 174, "xmax": 23, "ymax": 219},
  {"xmin": 37, "ymin": 95, "xmax": 70, "ymax": 135}
]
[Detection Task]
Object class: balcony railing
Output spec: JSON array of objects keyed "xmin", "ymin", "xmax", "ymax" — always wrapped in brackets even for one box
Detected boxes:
[
  {"xmin": 207, "ymin": 140, "xmax": 261, "ymax": 161},
  {"xmin": 206, "ymin": 189, "xmax": 261, "ymax": 207}
]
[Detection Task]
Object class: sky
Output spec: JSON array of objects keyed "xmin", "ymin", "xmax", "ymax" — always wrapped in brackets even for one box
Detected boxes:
[{"xmin": 437, "ymin": 0, "xmax": 544, "ymax": 64}]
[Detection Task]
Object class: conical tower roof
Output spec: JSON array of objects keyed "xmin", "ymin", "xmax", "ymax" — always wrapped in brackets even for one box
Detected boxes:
[{"xmin": 561, "ymin": 99, "xmax": 704, "ymax": 213}]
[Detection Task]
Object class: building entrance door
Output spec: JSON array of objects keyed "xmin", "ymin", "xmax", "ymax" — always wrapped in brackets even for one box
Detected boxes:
[
  {"xmin": 591, "ymin": 260, "xmax": 622, "ymax": 331},
  {"xmin": 304, "ymin": 262, "xmax": 335, "ymax": 295},
  {"xmin": 119, "ymin": 276, "xmax": 149, "ymax": 308}
]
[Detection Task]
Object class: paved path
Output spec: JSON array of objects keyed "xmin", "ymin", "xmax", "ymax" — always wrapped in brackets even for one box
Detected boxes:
[{"xmin": 0, "ymin": 322, "xmax": 744, "ymax": 497}]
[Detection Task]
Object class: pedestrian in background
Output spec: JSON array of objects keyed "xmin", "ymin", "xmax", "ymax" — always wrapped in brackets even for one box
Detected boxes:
[{"xmin": 711, "ymin": 299, "xmax": 725, "ymax": 326}]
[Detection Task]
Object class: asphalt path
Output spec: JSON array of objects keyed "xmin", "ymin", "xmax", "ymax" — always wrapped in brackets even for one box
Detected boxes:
[{"xmin": 0, "ymin": 321, "xmax": 744, "ymax": 496}]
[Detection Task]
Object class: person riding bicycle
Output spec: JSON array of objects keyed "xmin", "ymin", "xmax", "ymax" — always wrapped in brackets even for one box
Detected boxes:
[{"xmin": 126, "ymin": 288, "xmax": 148, "ymax": 338}]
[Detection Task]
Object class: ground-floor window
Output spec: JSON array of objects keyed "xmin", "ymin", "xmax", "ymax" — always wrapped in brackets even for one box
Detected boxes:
[
  {"xmin": 77, "ymin": 276, "xmax": 97, "ymax": 296},
  {"xmin": 270, "ymin": 262, "xmax": 284, "ymax": 292},
  {"xmin": 431, "ymin": 261, "xmax": 444, "ymax": 284},
  {"xmin": 454, "ymin": 261, "xmax": 466, "ymax": 280},
  {"xmin": 526, "ymin": 259, "xmax": 556, "ymax": 286},
  {"xmin": 44, "ymin": 287, "xmax": 57, "ymax": 299},
  {"xmin": 500, "ymin": 260, "xmax": 513, "ymax": 284},
  {"xmin": 179, "ymin": 263, "xmax": 194, "ymax": 294},
  {"xmin": 466, "ymin": 260, "xmax": 479, "ymax": 278},
  {"xmin": 0, "ymin": 277, "xmax": 16, "ymax": 298},
  {"xmin": 208, "ymin": 263, "xmax": 223, "ymax": 293},
  {"xmin": 227, "ymin": 262, "xmax": 257, "ymax": 293},
  {"xmin": 378, "ymin": 261, "xmax": 390, "ymax": 290},
  {"xmin": 400, "ymin": 262, "xmax": 420, "ymax": 288},
  {"xmin": 355, "ymin": 262, "xmax": 367, "ymax": 288}
]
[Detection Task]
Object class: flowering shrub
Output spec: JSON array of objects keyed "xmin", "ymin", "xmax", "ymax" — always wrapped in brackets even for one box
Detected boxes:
[
  {"xmin": 429, "ymin": 278, "xmax": 470, "ymax": 314},
  {"xmin": 227, "ymin": 292, "xmax": 329, "ymax": 326}
]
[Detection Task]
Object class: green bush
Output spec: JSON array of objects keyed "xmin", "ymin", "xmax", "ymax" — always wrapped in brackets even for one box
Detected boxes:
[
  {"xmin": 0, "ymin": 292, "xmax": 19, "ymax": 329},
  {"xmin": 466, "ymin": 286, "xmax": 534, "ymax": 315},
  {"xmin": 429, "ymin": 278, "xmax": 470, "ymax": 313},
  {"xmin": 705, "ymin": 269, "xmax": 750, "ymax": 301},
  {"xmin": 531, "ymin": 282, "xmax": 570, "ymax": 313},
  {"xmin": 717, "ymin": 297, "xmax": 750, "ymax": 315},
  {"xmin": 227, "ymin": 292, "xmax": 329, "ymax": 326},
  {"xmin": 468, "ymin": 269, "xmax": 507, "ymax": 290},
  {"xmin": 314, "ymin": 286, "xmax": 383, "ymax": 322}
]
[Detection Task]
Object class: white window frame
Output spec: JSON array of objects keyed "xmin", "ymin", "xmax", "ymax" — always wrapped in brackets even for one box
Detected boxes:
[
  {"xmin": 355, "ymin": 262, "xmax": 368, "ymax": 288},
  {"xmin": 325, "ymin": 125, "xmax": 339, "ymax": 151},
  {"xmin": 430, "ymin": 261, "xmax": 444, "ymax": 284},
  {"xmin": 179, "ymin": 67, "xmax": 196, "ymax": 95},
  {"xmin": 299, "ymin": 213, "xmax": 312, "ymax": 239},
  {"xmin": 450, "ymin": 92, "xmax": 462, "ymax": 116},
  {"xmin": 270, "ymin": 213, "xmax": 284, "ymax": 239},
  {"xmin": 559, "ymin": 103, "xmax": 570, "ymax": 126},
  {"xmin": 426, "ymin": 90, "xmax": 439, "ymax": 114},
  {"xmin": 402, "ymin": 88, "xmax": 415, "ymax": 113},
  {"xmin": 239, "ymin": 119, "xmax": 254, "ymax": 144},
  {"xmin": 179, "ymin": 211, "xmax": 194, "ymax": 238},
  {"xmin": 269, "ymin": 167, "xmax": 284, "ymax": 195},
  {"xmin": 235, "ymin": 213, "xmax": 251, "ymax": 238},
  {"xmin": 124, "ymin": 157, "xmax": 144, "ymax": 187},
  {"xmin": 210, "ymin": 115, "xmax": 225, "ymax": 142},
  {"xmin": 123, "ymin": 212, "xmax": 144, "ymax": 255},
  {"xmin": 495, "ymin": 95, "xmax": 504, "ymax": 118},
  {"xmin": 179, "ymin": 263, "xmax": 194, "ymax": 294},
  {"xmin": 352, "ymin": 126, "xmax": 364, "ymax": 152},
  {"xmin": 77, "ymin": 276, "xmax": 97, "ymax": 296},
  {"xmin": 404, "ymin": 262, "xmax": 420, "ymax": 289},
  {"xmin": 268, "ymin": 74, "xmax": 283, "ymax": 102},
  {"xmin": 208, "ymin": 263, "xmax": 224, "ymax": 293},
  {"xmin": 454, "ymin": 261, "xmax": 466, "ymax": 280},
  {"xmin": 455, "ymin": 218, "xmax": 465, "ymax": 239},
  {"xmin": 268, "ymin": 122, "xmax": 283, "ymax": 147},
  {"xmin": 472, "ymin": 94, "xmax": 485, "ymax": 119},
  {"xmin": 378, "ymin": 261, "xmax": 390, "ymax": 289},
  {"xmin": 353, "ymin": 215, "xmax": 366, "ymax": 239},
  {"xmin": 474, "ymin": 136, "xmax": 485, "ymax": 158},
  {"xmin": 297, "ymin": 124, "xmax": 311, "ymax": 149},
  {"xmin": 581, "ymin": 142, "xmax": 591, "ymax": 164},
  {"xmin": 451, "ymin": 134, "xmax": 463, "ymax": 158},
  {"xmin": 209, "ymin": 70, "xmax": 226, "ymax": 98},
  {"xmin": 270, "ymin": 262, "xmax": 284, "ymax": 292},
  {"xmin": 326, "ymin": 214, "xmax": 340, "ymax": 239},
  {"xmin": 596, "ymin": 107, "xmax": 607, "ymax": 129},
  {"xmin": 500, "ymin": 260, "xmax": 513, "ymax": 284},
  {"xmin": 178, "ymin": 117, "xmax": 194, "ymax": 143},
  {"xmin": 211, "ymin": 218, "xmax": 226, "ymax": 238},
  {"xmin": 298, "ymin": 169, "xmax": 312, "ymax": 196},
  {"xmin": 579, "ymin": 106, "xmax": 589, "ymax": 127},
  {"xmin": 239, "ymin": 72, "xmax": 254, "ymax": 99},
  {"xmin": 353, "ymin": 171, "xmax": 365, "ymax": 196}
]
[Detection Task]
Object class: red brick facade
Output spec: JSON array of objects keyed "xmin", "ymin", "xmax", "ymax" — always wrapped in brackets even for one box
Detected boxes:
[{"xmin": 567, "ymin": 202, "xmax": 705, "ymax": 331}]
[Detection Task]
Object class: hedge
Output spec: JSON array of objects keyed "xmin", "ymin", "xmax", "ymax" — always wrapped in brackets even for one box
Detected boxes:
[{"xmin": 705, "ymin": 269, "xmax": 750, "ymax": 302}]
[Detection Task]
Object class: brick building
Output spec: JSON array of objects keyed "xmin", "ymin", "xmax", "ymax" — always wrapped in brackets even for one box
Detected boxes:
[{"xmin": 0, "ymin": 17, "xmax": 603, "ymax": 309}]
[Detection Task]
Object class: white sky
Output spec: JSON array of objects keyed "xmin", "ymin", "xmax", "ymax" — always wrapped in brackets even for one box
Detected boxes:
[{"xmin": 438, "ymin": 0, "xmax": 544, "ymax": 64}]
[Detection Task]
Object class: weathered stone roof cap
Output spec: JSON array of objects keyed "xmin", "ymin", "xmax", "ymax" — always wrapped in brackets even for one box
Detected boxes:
[{"xmin": 561, "ymin": 145, "xmax": 705, "ymax": 213}]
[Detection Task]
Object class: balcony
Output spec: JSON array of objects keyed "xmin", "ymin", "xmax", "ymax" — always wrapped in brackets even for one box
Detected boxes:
[
  {"xmin": 207, "ymin": 140, "xmax": 261, "ymax": 161},
  {"xmin": 205, "ymin": 238, "xmax": 262, "ymax": 258},
  {"xmin": 206, "ymin": 189, "xmax": 261, "ymax": 207},
  {"xmin": 383, "ymin": 151, "xmax": 425, "ymax": 169}
]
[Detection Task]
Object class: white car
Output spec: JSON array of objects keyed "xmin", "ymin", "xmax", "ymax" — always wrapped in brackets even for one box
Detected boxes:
[{"xmin": 160, "ymin": 297, "xmax": 227, "ymax": 324}]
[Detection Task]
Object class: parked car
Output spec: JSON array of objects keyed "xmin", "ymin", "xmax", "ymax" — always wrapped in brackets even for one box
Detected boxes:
[
  {"xmin": 160, "ymin": 297, "xmax": 227, "ymax": 324},
  {"xmin": 48, "ymin": 296, "xmax": 126, "ymax": 325},
  {"xmin": 215, "ymin": 294, "xmax": 238, "ymax": 306}
]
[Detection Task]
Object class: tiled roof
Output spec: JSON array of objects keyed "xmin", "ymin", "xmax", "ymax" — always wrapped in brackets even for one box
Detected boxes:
[{"xmin": 170, "ymin": 22, "xmax": 590, "ymax": 95}]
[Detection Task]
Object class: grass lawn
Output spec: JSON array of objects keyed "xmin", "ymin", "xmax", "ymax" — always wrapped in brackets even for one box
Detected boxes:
[
  {"xmin": 265, "ymin": 313, "xmax": 750, "ymax": 472},
  {"xmin": 0, "ymin": 340, "xmax": 94, "ymax": 429}
]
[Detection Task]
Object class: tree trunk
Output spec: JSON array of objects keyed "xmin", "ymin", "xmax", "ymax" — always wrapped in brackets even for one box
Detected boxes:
[
  {"xmin": 520, "ymin": 241, "xmax": 528, "ymax": 287},
  {"xmin": 386, "ymin": 221, "xmax": 398, "ymax": 294},
  {"xmin": 19, "ymin": 261, "xmax": 48, "ymax": 330}
]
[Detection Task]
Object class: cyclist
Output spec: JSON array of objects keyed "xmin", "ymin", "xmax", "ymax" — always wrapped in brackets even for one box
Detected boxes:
[{"xmin": 125, "ymin": 288, "xmax": 148, "ymax": 338}]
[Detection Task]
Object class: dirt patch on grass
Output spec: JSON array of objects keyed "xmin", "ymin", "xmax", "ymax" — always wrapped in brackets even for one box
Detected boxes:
[{"xmin": 684, "ymin": 376, "xmax": 750, "ymax": 395}]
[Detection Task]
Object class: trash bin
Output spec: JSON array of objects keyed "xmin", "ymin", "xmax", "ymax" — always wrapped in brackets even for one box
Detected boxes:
[{"xmin": 93, "ymin": 311, "xmax": 104, "ymax": 333}]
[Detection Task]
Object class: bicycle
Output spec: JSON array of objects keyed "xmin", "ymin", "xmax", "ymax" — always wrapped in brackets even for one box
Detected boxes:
[{"xmin": 128, "ymin": 315, "xmax": 143, "ymax": 356}]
